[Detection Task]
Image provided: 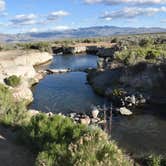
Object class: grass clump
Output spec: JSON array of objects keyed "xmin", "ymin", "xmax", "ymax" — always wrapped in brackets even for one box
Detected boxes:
[{"xmin": 4, "ymin": 75, "xmax": 21, "ymax": 87}]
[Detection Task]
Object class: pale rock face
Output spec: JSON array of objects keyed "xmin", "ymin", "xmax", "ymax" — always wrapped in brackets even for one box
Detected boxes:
[
  {"xmin": 0, "ymin": 51, "xmax": 52, "ymax": 67},
  {"xmin": 12, "ymin": 83, "xmax": 33, "ymax": 103},
  {"xmin": 13, "ymin": 52, "xmax": 52, "ymax": 66},
  {"xmin": 0, "ymin": 50, "xmax": 53, "ymax": 103},
  {"xmin": 73, "ymin": 46, "xmax": 87, "ymax": 54},
  {"xmin": 3, "ymin": 65, "xmax": 36, "ymax": 79}
]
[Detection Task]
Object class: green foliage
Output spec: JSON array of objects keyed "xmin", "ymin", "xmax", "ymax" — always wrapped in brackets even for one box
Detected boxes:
[
  {"xmin": 17, "ymin": 42, "xmax": 52, "ymax": 53},
  {"xmin": 144, "ymin": 155, "xmax": 166, "ymax": 166},
  {"xmin": 4, "ymin": 75, "xmax": 21, "ymax": 87},
  {"xmin": 139, "ymin": 38, "xmax": 152, "ymax": 47},
  {"xmin": 18, "ymin": 114, "xmax": 132, "ymax": 166},
  {"xmin": 111, "ymin": 38, "xmax": 118, "ymax": 43},
  {"xmin": 19, "ymin": 114, "xmax": 87, "ymax": 151},
  {"xmin": 112, "ymin": 89, "xmax": 126, "ymax": 97},
  {"xmin": 0, "ymin": 83, "xmax": 27, "ymax": 126},
  {"xmin": 0, "ymin": 83, "xmax": 13, "ymax": 115},
  {"xmin": 114, "ymin": 44, "xmax": 166, "ymax": 65}
]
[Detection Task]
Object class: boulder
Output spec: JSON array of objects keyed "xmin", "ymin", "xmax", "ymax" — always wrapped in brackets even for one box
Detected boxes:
[{"xmin": 119, "ymin": 107, "xmax": 133, "ymax": 116}]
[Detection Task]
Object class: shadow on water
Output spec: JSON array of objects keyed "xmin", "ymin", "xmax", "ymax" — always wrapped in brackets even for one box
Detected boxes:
[{"xmin": 112, "ymin": 106, "xmax": 166, "ymax": 158}]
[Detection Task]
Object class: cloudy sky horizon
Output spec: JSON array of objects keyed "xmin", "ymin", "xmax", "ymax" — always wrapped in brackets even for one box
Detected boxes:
[{"xmin": 0, "ymin": 0, "xmax": 166, "ymax": 34}]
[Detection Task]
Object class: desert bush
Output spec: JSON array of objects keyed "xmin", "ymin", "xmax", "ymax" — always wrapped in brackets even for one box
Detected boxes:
[
  {"xmin": 17, "ymin": 42, "xmax": 52, "ymax": 53},
  {"xmin": 4, "ymin": 75, "xmax": 21, "ymax": 87},
  {"xmin": 0, "ymin": 83, "xmax": 13, "ymax": 116},
  {"xmin": 114, "ymin": 43, "xmax": 166, "ymax": 65},
  {"xmin": 18, "ymin": 114, "xmax": 133, "ymax": 166},
  {"xmin": 0, "ymin": 83, "xmax": 28, "ymax": 126}
]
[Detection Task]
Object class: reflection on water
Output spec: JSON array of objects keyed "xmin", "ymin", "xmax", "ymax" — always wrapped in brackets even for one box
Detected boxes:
[
  {"xmin": 30, "ymin": 54, "xmax": 166, "ymax": 157},
  {"xmin": 30, "ymin": 72, "xmax": 106, "ymax": 113}
]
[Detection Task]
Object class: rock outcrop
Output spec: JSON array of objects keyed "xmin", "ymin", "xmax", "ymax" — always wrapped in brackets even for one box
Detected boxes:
[
  {"xmin": 87, "ymin": 62, "xmax": 166, "ymax": 108},
  {"xmin": 0, "ymin": 50, "xmax": 53, "ymax": 103}
]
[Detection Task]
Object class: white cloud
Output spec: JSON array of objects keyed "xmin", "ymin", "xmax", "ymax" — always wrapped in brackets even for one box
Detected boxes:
[
  {"xmin": 85, "ymin": 0, "xmax": 166, "ymax": 5},
  {"xmin": 29, "ymin": 28, "xmax": 38, "ymax": 33},
  {"xmin": 52, "ymin": 26, "xmax": 70, "ymax": 31},
  {"xmin": 0, "ymin": 0, "xmax": 5, "ymax": 11},
  {"xmin": 47, "ymin": 10, "xmax": 69, "ymax": 21},
  {"xmin": 10, "ymin": 14, "xmax": 37, "ymax": 25},
  {"xmin": 100, "ymin": 7, "xmax": 166, "ymax": 20}
]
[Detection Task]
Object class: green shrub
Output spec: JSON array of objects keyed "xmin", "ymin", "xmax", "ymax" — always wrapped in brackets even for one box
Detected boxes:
[
  {"xmin": 114, "ymin": 43, "xmax": 166, "ymax": 65},
  {"xmin": 18, "ymin": 114, "xmax": 133, "ymax": 166},
  {"xmin": 0, "ymin": 83, "xmax": 13, "ymax": 116},
  {"xmin": 17, "ymin": 42, "xmax": 52, "ymax": 53},
  {"xmin": 145, "ymin": 155, "xmax": 166, "ymax": 166},
  {"xmin": 0, "ymin": 83, "xmax": 28, "ymax": 126},
  {"xmin": 4, "ymin": 75, "xmax": 21, "ymax": 87},
  {"xmin": 139, "ymin": 38, "xmax": 149, "ymax": 47}
]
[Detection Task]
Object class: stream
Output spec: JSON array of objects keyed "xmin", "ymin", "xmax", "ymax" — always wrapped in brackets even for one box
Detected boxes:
[{"xmin": 30, "ymin": 54, "xmax": 166, "ymax": 158}]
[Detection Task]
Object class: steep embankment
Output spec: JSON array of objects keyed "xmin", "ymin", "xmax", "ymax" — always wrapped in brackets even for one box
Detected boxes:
[{"xmin": 0, "ymin": 50, "xmax": 53, "ymax": 103}]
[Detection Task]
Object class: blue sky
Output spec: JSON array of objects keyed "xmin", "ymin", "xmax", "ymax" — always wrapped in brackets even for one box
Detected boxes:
[{"xmin": 0, "ymin": 0, "xmax": 165, "ymax": 34}]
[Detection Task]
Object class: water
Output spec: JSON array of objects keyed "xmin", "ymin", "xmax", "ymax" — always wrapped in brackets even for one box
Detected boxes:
[
  {"xmin": 30, "ymin": 54, "xmax": 166, "ymax": 157},
  {"xmin": 112, "ymin": 108, "xmax": 166, "ymax": 157},
  {"xmin": 30, "ymin": 54, "xmax": 106, "ymax": 113},
  {"xmin": 49, "ymin": 54, "xmax": 97, "ymax": 71},
  {"xmin": 30, "ymin": 72, "xmax": 106, "ymax": 113}
]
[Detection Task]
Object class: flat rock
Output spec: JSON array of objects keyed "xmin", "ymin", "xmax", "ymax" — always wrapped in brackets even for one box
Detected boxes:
[{"xmin": 119, "ymin": 107, "xmax": 133, "ymax": 116}]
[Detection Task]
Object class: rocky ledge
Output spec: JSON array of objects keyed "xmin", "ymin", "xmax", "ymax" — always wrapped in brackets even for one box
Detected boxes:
[
  {"xmin": 87, "ymin": 62, "xmax": 166, "ymax": 110},
  {"xmin": 0, "ymin": 50, "xmax": 53, "ymax": 103}
]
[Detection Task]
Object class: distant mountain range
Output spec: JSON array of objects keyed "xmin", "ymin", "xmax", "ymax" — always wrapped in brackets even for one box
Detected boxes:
[{"xmin": 1, "ymin": 26, "xmax": 166, "ymax": 42}]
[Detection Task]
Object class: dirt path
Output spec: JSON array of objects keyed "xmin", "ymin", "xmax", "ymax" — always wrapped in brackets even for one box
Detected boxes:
[{"xmin": 0, "ymin": 125, "xmax": 35, "ymax": 166}]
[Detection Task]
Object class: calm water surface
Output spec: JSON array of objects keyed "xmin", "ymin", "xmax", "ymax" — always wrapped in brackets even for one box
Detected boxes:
[{"xmin": 30, "ymin": 54, "xmax": 166, "ymax": 157}]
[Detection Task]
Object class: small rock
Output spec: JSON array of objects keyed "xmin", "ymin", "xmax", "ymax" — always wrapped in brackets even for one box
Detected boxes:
[
  {"xmin": 28, "ymin": 109, "xmax": 40, "ymax": 116},
  {"xmin": 74, "ymin": 117, "xmax": 80, "ymax": 121},
  {"xmin": 119, "ymin": 107, "xmax": 133, "ymax": 116},
  {"xmin": 131, "ymin": 95, "xmax": 136, "ymax": 105},
  {"xmin": 69, "ymin": 113, "xmax": 77, "ymax": 118},
  {"xmin": 46, "ymin": 112, "xmax": 54, "ymax": 117},
  {"xmin": 80, "ymin": 116, "xmax": 90, "ymax": 125},
  {"xmin": 91, "ymin": 118, "xmax": 100, "ymax": 124},
  {"xmin": 91, "ymin": 107, "xmax": 99, "ymax": 118}
]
